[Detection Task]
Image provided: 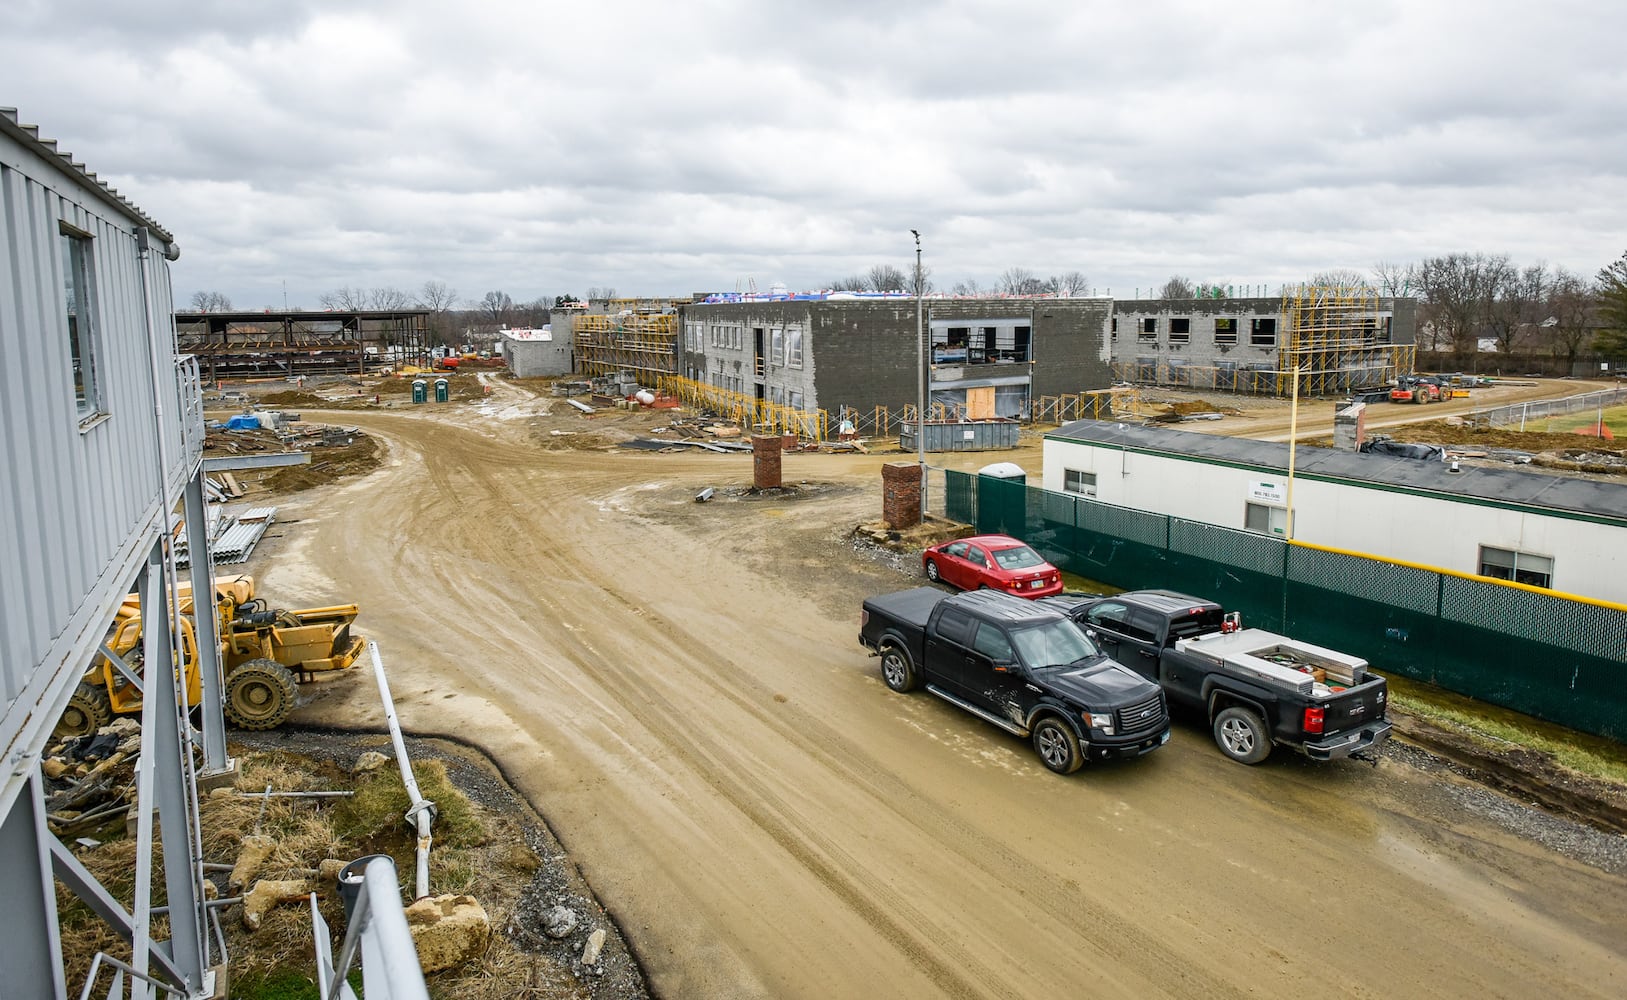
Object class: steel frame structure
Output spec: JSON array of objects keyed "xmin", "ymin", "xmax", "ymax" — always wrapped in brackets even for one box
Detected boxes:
[{"xmin": 575, "ymin": 313, "xmax": 678, "ymax": 384}]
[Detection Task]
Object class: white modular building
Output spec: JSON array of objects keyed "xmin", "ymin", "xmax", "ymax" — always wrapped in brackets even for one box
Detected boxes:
[{"xmin": 1042, "ymin": 420, "xmax": 1627, "ymax": 604}]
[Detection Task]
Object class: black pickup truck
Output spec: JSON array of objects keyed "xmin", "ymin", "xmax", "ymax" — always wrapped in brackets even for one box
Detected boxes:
[
  {"xmin": 1044, "ymin": 590, "xmax": 1391, "ymax": 765},
  {"xmin": 859, "ymin": 588, "xmax": 1170, "ymax": 774}
]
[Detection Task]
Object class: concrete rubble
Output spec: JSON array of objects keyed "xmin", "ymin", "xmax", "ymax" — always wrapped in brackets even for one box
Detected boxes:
[{"xmin": 404, "ymin": 893, "xmax": 492, "ymax": 972}]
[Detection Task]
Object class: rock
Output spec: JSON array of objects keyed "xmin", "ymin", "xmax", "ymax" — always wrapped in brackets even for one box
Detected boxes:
[
  {"xmin": 404, "ymin": 894, "xmax": 490, "ymax": 973},
  {"xmin": 581, "ymin": 928, "xmax": 607, "ymax": 966},
  {"xmin": 41, "ymin": 757, "xmax": 69, "ymax": 779},
  {"xmin": 542, "ymin": 905, "xmax": 578, "ymax": 939},
  {"xmin": 352, "ymin": 751, "xmax": 391, "ymax": 775},
  {"xmin": 229, "ymin": 834, "xmax": 275, "ymax": 893},
  {"xmin": 242, "ymin": 878, "xmax": 313, "ymax": 930}
]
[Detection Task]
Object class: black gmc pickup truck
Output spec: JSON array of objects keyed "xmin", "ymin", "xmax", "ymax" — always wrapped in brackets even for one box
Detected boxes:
[
  {"xmin": 1045, "ymin": 590, "xmax": 1392, "ymax": 765},
  {"xmin": 859, "ymin": 588, "xmax": 1170, "ymax": 774}
]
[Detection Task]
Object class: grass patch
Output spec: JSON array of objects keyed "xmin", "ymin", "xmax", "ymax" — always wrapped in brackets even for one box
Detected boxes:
[
  {"xmin": 1538, "ymin": 403, "xmax": 1627, "ymax": 437},
  {"xmin": 1388, "ymin": 676, "xmax": 1627, "ymax": 786},
  {"xmin": 332, "ymin": 759, "xmax": 485, "ymax": 850}
]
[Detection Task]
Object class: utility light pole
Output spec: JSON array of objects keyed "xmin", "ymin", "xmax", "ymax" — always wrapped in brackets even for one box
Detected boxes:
[{"xmin": 912, "ymin": 229, "xmax": 926, "ymax": 518}]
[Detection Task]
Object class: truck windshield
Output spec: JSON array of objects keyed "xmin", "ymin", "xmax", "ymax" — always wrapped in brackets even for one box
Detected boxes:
[{"xmin": 1010, "ymin": 619, "xmax": 1100, "ymax": 670}]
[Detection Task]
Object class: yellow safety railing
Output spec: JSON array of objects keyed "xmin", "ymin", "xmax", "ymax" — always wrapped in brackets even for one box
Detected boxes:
[{"xmin": 658, "ymin": 376, "xmax": 830, "ymax": 440}]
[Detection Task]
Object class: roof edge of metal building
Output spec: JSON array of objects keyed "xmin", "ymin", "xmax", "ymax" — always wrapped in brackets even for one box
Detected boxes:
[{"xmin": 0, "ymin": 106, "xmax": 175, "ymax": 246}]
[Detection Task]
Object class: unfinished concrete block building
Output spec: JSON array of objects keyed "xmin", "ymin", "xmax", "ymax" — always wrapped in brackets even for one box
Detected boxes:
[
  {"xmin": 1110, "ymin": 289, "xmax": 1417, "ymax": 396},
  {"xmin": 677, "ymin": 296, "xmax": 1113, "ymax": 421}
]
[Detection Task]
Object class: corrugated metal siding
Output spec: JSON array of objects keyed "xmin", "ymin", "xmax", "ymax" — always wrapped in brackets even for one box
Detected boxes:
[{"xmin": 0, "ymin": 129, "xmax": 195, "ymax": 773}]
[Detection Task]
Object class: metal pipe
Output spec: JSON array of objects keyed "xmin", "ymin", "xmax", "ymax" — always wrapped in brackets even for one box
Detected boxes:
[
  {"xmin": 913, "ymin": 230, "xmax": 926, "ymax": 518},
  {"xmin": 236, "ymin": 790, "xmax": 355, "ymax": 799},
  {"xmin": 368, "ymin": 642, "xmax": 435, "ymax": 899}
]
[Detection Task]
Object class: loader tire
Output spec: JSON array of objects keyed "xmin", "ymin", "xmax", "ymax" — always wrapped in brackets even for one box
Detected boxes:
[
  {"xmin": 225, "ymin": 659, "xmax": 297, "ymax": 730},
  {"xmin": 56, "ymin": 684, "xmax": 113, "ymax": 740}
]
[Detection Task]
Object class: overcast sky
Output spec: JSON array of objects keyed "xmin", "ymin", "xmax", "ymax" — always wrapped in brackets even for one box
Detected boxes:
[{"xmin": 5, "ymin": 0, "xmax": 1625, "ymax": 309}]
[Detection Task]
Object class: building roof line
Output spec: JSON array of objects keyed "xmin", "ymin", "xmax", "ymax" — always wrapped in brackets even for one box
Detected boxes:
[{"xmin": 0, "ymin": 107, "xmax": 176, "ymax": 249}]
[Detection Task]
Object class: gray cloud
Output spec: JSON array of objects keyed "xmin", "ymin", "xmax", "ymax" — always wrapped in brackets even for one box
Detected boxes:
[{"xmin": 4, "ymin": 0, "xmax": 1624, "ymax": 306}]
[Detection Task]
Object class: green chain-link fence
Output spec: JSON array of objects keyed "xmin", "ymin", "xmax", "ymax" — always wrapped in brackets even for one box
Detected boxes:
[{"xmin": 945, "ymin": 469, "xmax": 1627, "ymax": 740}]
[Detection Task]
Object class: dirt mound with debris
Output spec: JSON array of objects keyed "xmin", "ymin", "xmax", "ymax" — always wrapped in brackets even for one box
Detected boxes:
[
  {"xmin": 53, "ymin": 729, "xmax": 648, "ymax": 1000},
  {"xmin": 258, "ymin": 390, "xmax": 332, "ymax": 407},
  {"xmin": 263, "ymin": 435, "xmax": 384, "ymax": 493}
]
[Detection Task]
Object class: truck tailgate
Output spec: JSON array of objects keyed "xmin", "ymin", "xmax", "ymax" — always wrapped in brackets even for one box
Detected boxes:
[{"xmin": 1322, "ymin": 679, "xmax": 1387, "ymax": 735}]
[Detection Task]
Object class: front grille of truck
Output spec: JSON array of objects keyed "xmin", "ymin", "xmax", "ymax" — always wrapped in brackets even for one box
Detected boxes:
[{"xmin": 1115, "ymin": 693, "xmax": 1166, "ymax": 735}]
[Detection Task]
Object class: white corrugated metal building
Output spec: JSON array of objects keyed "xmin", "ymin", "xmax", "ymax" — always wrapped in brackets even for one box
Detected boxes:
[{"xmin": 1, "ymin": 107, "xmax": 227, "ymax": 998}]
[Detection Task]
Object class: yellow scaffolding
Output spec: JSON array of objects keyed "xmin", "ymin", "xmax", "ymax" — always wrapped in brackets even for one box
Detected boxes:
[
  {"xmin": 658, "ymin": 376, "xmax": 830, "ymax": 441},
  {"xmin": 575, "ymin": 313, "xmax": 678, "ymax": 384},
  {"xmin": 1278, "ymin": 283, "xmax": 1415, "ymax": 396}
]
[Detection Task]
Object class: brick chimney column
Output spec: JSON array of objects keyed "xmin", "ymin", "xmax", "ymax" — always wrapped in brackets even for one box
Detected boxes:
[
  {"xmin": 882, "ymin": 461, "xmax": 922, "ymax": 528},
  {"xmin": 752, "ymin": 434, "xmax": 783, "ymax": 489}
]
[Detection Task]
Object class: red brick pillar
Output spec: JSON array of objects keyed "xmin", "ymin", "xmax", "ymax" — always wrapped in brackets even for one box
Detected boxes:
[
  {"xmin": 882, "ymin": 461, "xmax": 922, "ymax": 528},
  {"xmin": 752, "ymin": 434, "xmax": 782, "ymax": 489}
]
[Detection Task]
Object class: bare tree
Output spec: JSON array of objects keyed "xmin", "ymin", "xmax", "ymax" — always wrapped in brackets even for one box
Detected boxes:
[
  {"xmin": 828, "ymin": 274, "xmax": 868, "ymax": 292},
  {"xmin": 480, "ymin": 290, "xmax": 515, "ymax": 327},
  {"xmin": 950, "ymin": 278, "xmax": 982, "ymax": 296},
  {"xmin": 866, "ymin": 264, "xmax": 909, "ymax": 293},
  {"xmin": 1415, "ymin": 253, "xmax": 1507, "ymax": 358},
  {"xmin": 1372, "ymin": 260, "xmax": 1417, "ymax": 297},
  {"xmin": 365, "ymin": 286, "xmax": 410, "ymax": 311},
  {"xmin": 1046, "ymin": 271, "xmax": 1089, "ymax": 297},
  {"xmin": 585, "ymin": 286, "xmax": 617, "ymax": 302},
  {"xmin": 1158, "ymin": 275, "xmax": 1196, "ymax": 300},
  {"xmin": 1545, "ymin": 268, "xmax": 1596, "ymax": 369},
  {"xmin": 417, "ymin": 280, "xmax": 458, "ymax": 313},
  {"xmin": 1307, "ymin": 269, "xmax": 1371, "ymax": 290},
  {"xmin": 998, "ymin": 267, "xmax": 1045, "ymax": 296},
  {"xmin": 319, "ymin": 286, "xmax": 368, "ymax": 311},
  {"xmin": 1484, "ymin": 263, "xmax": 1547, "ymax": 355},
  {"xmin": 187, "ymin": 290, "xmax": 233, "ymax": 312}
]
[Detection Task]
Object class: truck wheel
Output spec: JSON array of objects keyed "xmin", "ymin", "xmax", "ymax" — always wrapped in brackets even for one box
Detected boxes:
[
  {"xmin": 226, "ymin": 659, "xmax": 298, "ymax": 730},
  {"xmin": 56, "ymin": 683, "xmax": 113, "ymax": 740},
  {"xmin": 880, "ymin": 644, "xmax": 919, "ymax": 693},
  {"xmin": 1033, "ymin": 717, "xmax": 1083, "ymax": 774},
  {"xmin": 924, "ymin": 560, "xmax": 941, "ymax": 583},
  {"xmin": 1213, "ymin": 706, "xmax": 1272, "ymax": 764}
]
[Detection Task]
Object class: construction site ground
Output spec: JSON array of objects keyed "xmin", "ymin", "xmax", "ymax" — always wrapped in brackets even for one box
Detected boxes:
[{"xmin": 213, "ymin": 374, "xmax": 1626, "ymax": 999}]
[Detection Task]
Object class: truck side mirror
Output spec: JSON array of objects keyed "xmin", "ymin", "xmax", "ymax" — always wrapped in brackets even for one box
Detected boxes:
[{"xmin": 992, "ymin": 659, "xmax": 1018, "ymax": 673}]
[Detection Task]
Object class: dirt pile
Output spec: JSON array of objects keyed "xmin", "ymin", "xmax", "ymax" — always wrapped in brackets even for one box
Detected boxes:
[{"xmin": 263, "ymin": 434, "xmax": 383, "ymax": 493}]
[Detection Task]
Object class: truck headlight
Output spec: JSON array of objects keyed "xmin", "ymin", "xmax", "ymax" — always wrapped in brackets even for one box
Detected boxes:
[{"xmin": 1082, "ymin": 711, "xmax": 1114, "ymax": 734}]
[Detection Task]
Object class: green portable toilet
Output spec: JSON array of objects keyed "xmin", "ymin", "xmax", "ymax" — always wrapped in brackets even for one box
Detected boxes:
[
  {"xmin": 411, "ymin": 379, "xmax": 428, "ymax": 404},
  {"xmin": 434, "ymin": 378, "xmax": 449, "ymax": 403},
  {"xmin": 976, "ymin": 462, "xmax": 1026, "ymax": 537}
]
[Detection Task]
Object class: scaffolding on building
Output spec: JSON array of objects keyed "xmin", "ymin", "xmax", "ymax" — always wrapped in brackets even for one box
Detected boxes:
[
  {"xmin": 576, "ymin": 313, "xmax": 678, "ymax": 384},
  {"xmin": 1277, "ymin": 283, "xmax": 1415, "ymax": 396},
  {"xmin": 659, "ymin": 376, "xmax": 829, "ymax": 440}
]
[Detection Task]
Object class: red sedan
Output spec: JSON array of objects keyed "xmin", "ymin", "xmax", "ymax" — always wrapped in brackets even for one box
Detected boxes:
[{"xmin": 922, "ymin": 534, "xmax": 1063, "ymax": 598}]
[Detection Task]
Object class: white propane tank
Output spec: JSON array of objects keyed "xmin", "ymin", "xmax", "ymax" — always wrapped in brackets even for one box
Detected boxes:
[{"xmin": 634, "ymin": 389, "xmax": 656, "ymax": 405}]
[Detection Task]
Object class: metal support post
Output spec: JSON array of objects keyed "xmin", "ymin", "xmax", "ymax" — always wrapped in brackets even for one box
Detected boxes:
[
  {"xmin": 134, "ymin": 547, "xmax": 210, "ymax": 995},
  {"xmin": 184, "ymin": 469, "xmax": 229, "ymax": 772},
  {"xmin": 0, "ymin": 770, "xmax": 68, "ymax": 998}
]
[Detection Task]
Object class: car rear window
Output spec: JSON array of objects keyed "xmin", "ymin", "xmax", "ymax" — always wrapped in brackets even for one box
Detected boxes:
[
  {"xmin": 1168, "ymin": 608, "xmax": 1224, "ymax": 644},
  {"xmin": 991, "ymin": 545, "xmax": 1043, "ymax": 570}
]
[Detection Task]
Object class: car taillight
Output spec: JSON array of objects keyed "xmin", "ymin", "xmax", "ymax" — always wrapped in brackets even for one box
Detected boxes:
[
  {"xmin": 861, "ymin": 609, "xmax": 869, "ymax": 628},
  {"xmin": 1303, "ymin": 706, "xmax": 1325, "ymax": 734}
]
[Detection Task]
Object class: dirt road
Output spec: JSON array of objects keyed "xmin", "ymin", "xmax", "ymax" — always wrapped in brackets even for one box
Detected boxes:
[
  {"xmin": 1164, "ymin": 377, "xmax": 1624, "ymax": 442},
  {"xmin": 253, "ymin": 385, "xmax": 1627, "ymax": 999}
]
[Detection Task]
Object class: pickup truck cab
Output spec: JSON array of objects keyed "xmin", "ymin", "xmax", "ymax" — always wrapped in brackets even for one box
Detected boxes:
[
  {"xmin": 859, "ymin": 588, "xmax": 1170, "ymax": 774},
  {"xmin": 1046, "ymin": 590, "xmax": 1391, "ymax": 765}
]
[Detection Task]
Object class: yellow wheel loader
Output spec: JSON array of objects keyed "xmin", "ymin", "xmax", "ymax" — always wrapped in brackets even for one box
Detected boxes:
[{"xmin": 55, "ymin": 574, "xmax": 366, "ymax": 739}]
